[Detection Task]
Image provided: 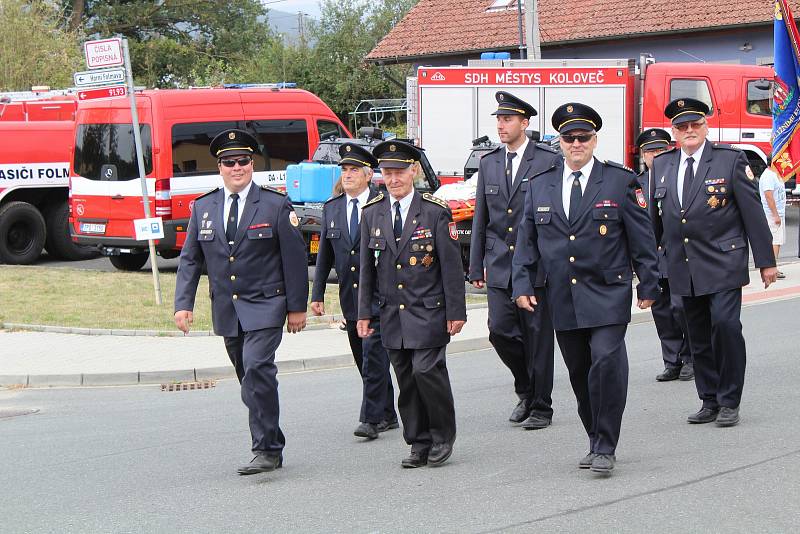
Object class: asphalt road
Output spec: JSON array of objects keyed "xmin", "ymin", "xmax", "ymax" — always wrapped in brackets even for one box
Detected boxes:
[{"xmin": 2, "ymin": 298, "xmax": 799, "ymax": 533}]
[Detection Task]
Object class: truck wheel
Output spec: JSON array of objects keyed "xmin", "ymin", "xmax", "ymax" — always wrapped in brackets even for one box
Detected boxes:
[
  {"xmin": 44, "ymin": 201, "xmax": 100, "ymax": 261},
  {"xmin": 109, "ymin": 252, "xmax": 149, "ymax": 271},
  {"xmin": 0, "ymin": 201, "xmax": 46, "ymax": 265}
]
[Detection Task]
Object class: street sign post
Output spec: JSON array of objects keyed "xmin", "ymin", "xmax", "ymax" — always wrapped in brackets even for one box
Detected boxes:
[
  {"xmin": 84, "ymin": 38, "xmax": 123, "ymax": 69},
  {"xmin": 77, "ymin": 86, "xmax": 127, "ymax": 102},
  {"xmin": 73, "ymin": 68, "xmax": 125, "ymax": 87}
]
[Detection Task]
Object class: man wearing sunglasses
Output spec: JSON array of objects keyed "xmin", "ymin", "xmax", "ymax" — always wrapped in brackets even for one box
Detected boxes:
[
  {"xmin": 651, "ymin": 98, "xmax": 776, "ymax": 428},
  {"xmin": 174, "ymin": 129, "xmax": 309, "ymax": 476},
  {"xmin": 636, "ymin": 129, "xmax": 693, "ymax": 384},
  {"xmin": 512, "ymin": 103, "xmax": 660, "ymax": 474},
  {"xmin": 469, "ymin": 91, "xmax": 559, "ymax": 429},
  {"xmin": 311, "ymin": 142, "xmax": 398, "ymax": 440}
]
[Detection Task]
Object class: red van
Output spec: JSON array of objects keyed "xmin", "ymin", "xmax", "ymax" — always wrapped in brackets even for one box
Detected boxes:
[{"xmin": 69, "ymin": 87, "xmax": 349, "ymax": 270}]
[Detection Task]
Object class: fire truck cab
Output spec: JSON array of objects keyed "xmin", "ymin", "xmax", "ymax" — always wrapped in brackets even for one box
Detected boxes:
[{"xmin": 69, "ymin": 87, "xmax": 349, "ymax": 270}]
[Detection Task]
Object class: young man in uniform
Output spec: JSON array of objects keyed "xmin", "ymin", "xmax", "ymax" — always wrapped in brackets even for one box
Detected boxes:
[
  {"xmin": 311, "ymin": 142, "xmax": 398, "ymax": 440},
  {"xmin": 513, "ymin": 104, "xmax": 660, "ymax": 474},
  {"xmin": 652, "ymin": 98, "xmax": 777, "ymax": 427},
  {"xmin": 469, "ymin": 91, "xmax": 558, "ymax": 429},
  {"xmin": 635, "ymin": 128, "xmax": 693, "ymax": 382},
  {"xmin": 174, "ymin": 129, "xmax": 308, "ymax": 475},
  {"xmin": 357, "ymin": 140, "xmax": 467, "ymax": 468}
]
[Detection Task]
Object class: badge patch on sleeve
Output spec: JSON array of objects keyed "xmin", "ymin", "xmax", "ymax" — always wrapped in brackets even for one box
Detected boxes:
[
  {"xmin": 635, "ymin": 188, "xmax": 647, "ymax": 209},
  {"xmin": 448, "ymin": 221, "xmax": 458, "ymax": 240},
  {"xmin": 289, "ymin": 211, "xmax": 300, "ymax": 227},
  {"xmin": 745, "ymin": 165, "xmax": 755, "ymax": 180}
]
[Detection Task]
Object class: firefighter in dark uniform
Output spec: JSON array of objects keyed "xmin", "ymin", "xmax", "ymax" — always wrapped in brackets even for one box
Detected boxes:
[
  {"xmin": 636, "ymin": 128, "xmax": 694, "ymax": 382},
  {"xmin": 512, "ymin": 103, "xmax": 660, "ymax": 474},
  {"xmin": 174, "ymin": 129, "xmax": 308, "ymax": 476},
  {"xmin": 652, "ymin": 98, "xmax": 777, "ymax": 427},
  {"xmin": 357, "ymin": 140, "xmax": 467, "ymax": 468},
  {"xmin": 311, "ymin": 143, "xmax": 398, "ymax": 440},
  {"xmin": 469, "ymin": 91, "xmax": 559, "ymax": 429}
]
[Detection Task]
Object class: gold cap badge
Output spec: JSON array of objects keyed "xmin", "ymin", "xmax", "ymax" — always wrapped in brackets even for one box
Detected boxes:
[
  {"xmin": 345, "ymin": 146, "xmax": 351, "ymax": 152},
  {"xmin": 677, "ymin": 100, "xmax": 685, "ymax": 108},
  {"xmin": 228, "ymin": 132, "xmax": 236, "ymax": 140},
  {"xmin": 566, "ymin": 105, "xmax": 574, "ymax": 113},
  {"xmin": 389, "ymin": 144, "xmax": 396, "ymax": 152}
]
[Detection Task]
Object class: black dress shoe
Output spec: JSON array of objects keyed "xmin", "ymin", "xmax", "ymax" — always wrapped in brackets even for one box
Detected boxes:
[
  {"xmin": 687, "ymin": 407, "xmax": 720, "ymax": 424},
  {"xmin": 656, "ymin": 367, "xmax": 681, "ymax": 381},
  {"xmin": 377, "ymin": 419, "xmax": 399, "ymax": 432},
  {"xmin": 716, "ymin": 406, "xmax": 740, "ymax": 427},
  {"xmin": 578, "ymin": 452, "xmax": 597, "ymax": 469},
  {"xmin": 401, "ymin": 450, "xmax": 428, "ymax": 468},
  {"xmin": 679, "ymin": 362, "xmax": 695, "ymax": 381},
  {"xmin": 237, "ymin": 452, "xmax": 283, "ymax": 475},
  {"xmin": 509, "ymin": 398, "xmax": 532, "ymax": 424},
  {"xmin": 520, "ymin": 413, "xmax": 551, "ymax": 430},
  {"xmin": 428, "ymin": 442, "xmax": 453, "ymax": 466},
  {"xmin": 590, "ymin": 454, "xmax": 616, "ymax": 473},
  {"xmin": 354, "ymin": 422, "xmax": 379, "ymax": 439}
]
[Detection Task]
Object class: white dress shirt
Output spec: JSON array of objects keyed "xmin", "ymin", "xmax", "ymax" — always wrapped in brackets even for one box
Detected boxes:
[
  {"xmin": 561, "ymin": 157, "xmax": 594, "ymax": 216},
  {"xmin": 505, "ymin": 136, "xmax": 530, "ymax": 184},
  {"xmin": 388, "ymin": 191, "xmax": 414, "ymax": 229},
  {"xmin": 346, "ymin": 187, "xmax": 371, "ymax": 229},
  {"xmin": 677, "ymin": 140, "xmax": 706, "ymax": 206},
  {"xmin": 223, "ymin": 180, "xmax": 252, "ymax": 234}
]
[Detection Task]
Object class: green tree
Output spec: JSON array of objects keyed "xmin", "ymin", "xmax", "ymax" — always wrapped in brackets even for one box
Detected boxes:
[
  {"xmin": 0, "ymin": 0, "xmax": 83, "ymax": 91},
  {"xmin": 61, "ymin": 0, "xmax": 272, "ymax": 87}
]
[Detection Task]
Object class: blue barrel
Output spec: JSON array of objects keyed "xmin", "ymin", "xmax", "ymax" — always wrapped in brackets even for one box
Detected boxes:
[
  {"xmin": 288, "ymin": 162, "xmax": 341, "ymax": 202},
  {"xmin": 480, "ymin": 52, "xmax": 496, "ymax": 60},
  {"xmin": 494, "ymin": 52, "xmax": 511, "ymax": 60}
]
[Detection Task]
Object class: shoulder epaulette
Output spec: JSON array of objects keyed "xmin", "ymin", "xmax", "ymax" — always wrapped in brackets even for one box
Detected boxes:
[
  {"xmin": 260, "ymin": 184, "xmax": 287, "ymax": 195},
  {"xmin": 363, "ymin": 192, "xmax": 384, "ymax": 208},
  {"xmin": 422, "ymin": 192, "xmax": 449, "ymax": 210},
  {"xmin": 195, "ymin": 187, "xmax": 219, "ymax": 200},
  {"xmin": 604, "ymin": 160, "xmax": 634, "ymax": 173},
  {"xmin": 485, "ymin": 145, "xmax": 503, "ymax": 155},
  {"xmin": 324, "ymin": 192, "xmax": 344, "ymax": 204},
  {"xmin": 712, "ymin": 142, "xmax": 740, "ymax": 152},
  {"xmin": 535, "ymin": 143, "xmax": 559, "ymax": 154},
  {"xmin": 653, "ymin": 147, "xmax": 677, "ymax": 158}
]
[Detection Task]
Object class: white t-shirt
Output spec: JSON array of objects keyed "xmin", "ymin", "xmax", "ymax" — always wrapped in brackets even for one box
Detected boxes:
[{"xmin": 758, "ymin": 168, "xmax": 786, "ymax": 217}]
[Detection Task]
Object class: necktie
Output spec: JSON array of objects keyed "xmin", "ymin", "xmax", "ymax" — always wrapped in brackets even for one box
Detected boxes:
[
  {"xmin": 506, "ymin": 152, "xmax": 517, "ymax": 190},
  {"xmin": 568, "ymin": 171, "xmax": 582, "ymax": 223},
  {"xmin": 393, "ymin": 201, "xmax": 402, "ymax": 241},
  {"xmin": 226, "ymin": 193, "xmax": 239, "ymax": 245},
  {"xmin": 682, "ymin": 157, "xmax": 694, "ymax": 207},
  {"xmin": 349, "ymin": 198, "xmax": 359, "ymax": 243}
]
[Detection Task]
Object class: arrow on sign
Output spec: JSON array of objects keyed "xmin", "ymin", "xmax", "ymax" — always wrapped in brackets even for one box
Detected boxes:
[
  {"xmin": 74, "ymin": 68, "xmax": 125, "ymax": 87},
  {"xmin": 77, "ymin": 86, "xmax": 128, "ymax": 101}
]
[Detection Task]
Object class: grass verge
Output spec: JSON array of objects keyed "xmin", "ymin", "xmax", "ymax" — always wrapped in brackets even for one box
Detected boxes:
[{"xmin": 0, "ymin": 265, "xmax": 485, "ymax": 331}]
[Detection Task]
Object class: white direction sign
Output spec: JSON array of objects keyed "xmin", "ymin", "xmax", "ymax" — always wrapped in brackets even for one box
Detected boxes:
[
  {"xmin": 133, "ymin": 217, "xmax": 165, "ymax": 241},
  {"xmin": 73, "ymin": 68, "xmax": 125, "ymax": 87},
  {"xmin": 84, "ymin": 38, "xmax": 124, "ymax": 69}
]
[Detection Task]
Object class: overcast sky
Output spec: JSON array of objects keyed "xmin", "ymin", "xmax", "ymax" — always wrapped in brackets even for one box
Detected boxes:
[{"xmin": 262, "ymin": 0, "xmax": 321, "ymax": 17}]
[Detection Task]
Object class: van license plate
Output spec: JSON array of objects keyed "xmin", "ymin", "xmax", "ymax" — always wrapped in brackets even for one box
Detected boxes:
[
  {"xmin": 80, "ymin": 223, "xmax": 106, "ymax": 234},
  {"xmin": 309, "ymin": 240, "xmax": 319, "ymax": 254}
]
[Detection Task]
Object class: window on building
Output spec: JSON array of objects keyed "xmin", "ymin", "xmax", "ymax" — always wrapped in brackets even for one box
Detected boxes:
[
  {"xmin": 486, "ymin": 0, "xmax": 522, "ymax": 12},
  {"xmin": 171, "ymin": 121, "xmax": 240, "ymax": 177},
  {"xmin": 746, "ymin": 79, "xmax": 773, "ymax": 116},
  {"xmin": 317, "ymin": 120, "xmax": 344, "ymax": 142},
  {"xmin": 669, "ymin": 79, "xmax": 715, "ymax": 116},
  {"xmin": 249, "ymin": 119, "xmax": 309, "ymax": 171}
]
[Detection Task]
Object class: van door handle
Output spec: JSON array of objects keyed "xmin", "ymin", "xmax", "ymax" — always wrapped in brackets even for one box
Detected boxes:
[
  {"xmin": 741, "ymin": 132, "xmax": 755, "ymax": 139},
  {"xmin": 111, "ymin": 195, "xmax": 124, "ymax": 200}
]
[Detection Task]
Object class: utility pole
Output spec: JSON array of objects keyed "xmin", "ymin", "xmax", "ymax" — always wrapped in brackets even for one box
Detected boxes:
[
  {"xmin": 516, "ymin": 0, "xmax": 526, "ymax": 59},
  {"xmin": 525, "ymin": 0, "xmax": 542, "ymax": 60}
]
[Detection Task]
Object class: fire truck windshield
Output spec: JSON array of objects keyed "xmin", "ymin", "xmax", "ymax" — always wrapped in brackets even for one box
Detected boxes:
[{"xmin": 73, "ymin": 123, "xmax": 153, "ymax": 181}]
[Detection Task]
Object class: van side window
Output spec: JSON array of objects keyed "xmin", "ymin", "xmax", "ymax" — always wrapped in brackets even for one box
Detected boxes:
[
  {"xmin": 318, "ymin": 120, "xmax": 344, "ymax": 142},
  {"xmin": 249, "ymin": 119, "xmax": 309, "ymax": 171},
  {"xmin": 74, "ymin": 124, "xmax": 153, "ymax": 181},
  {"xmin": 746, "ymin": 79, "xmax": 772, "ymax": 116},
  {"xmin": 172, "ymin": 121, "xmax": 240, "ymax": 176},
  {"xmin": 669, "ymin": 79, "xmax": 715, "ymax": 115}
]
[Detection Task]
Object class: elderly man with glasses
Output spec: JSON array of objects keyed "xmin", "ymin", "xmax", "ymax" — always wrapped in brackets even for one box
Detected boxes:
[
  {"xmin": 174, "ymin": 128, "xmax": 308, "ymax": 476},
  {"xmin": 512, "ymin": 103, "xmax": 660, "ymax": 475},
  {"xmin": 651, "ymin": 98, "xmax": 777, "ymax": 428}
]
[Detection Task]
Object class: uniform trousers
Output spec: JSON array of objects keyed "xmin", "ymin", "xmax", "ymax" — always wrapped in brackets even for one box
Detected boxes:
[
  {"xmin": 651, "ymin": 278, "xmax": 692, "ymax": 369},
  {"xmin": 682, "ymin": 288, "xmax": 745, "ymax": 409},
  {"xmin": 487, "ymin": 285, "xmax": 555, "ymax": 418},
  {"xmin": 555, "ymin": 324, "xmax": 628, "ymax": 455},
  {"xmin": 387, "ymin": 345, "xmax": 456, "ymax": 453},
  {"xmin": 345, "ymin": 319, "xmax": 397, "ymax": 424},
  {"xmin": 223, "ymin": 324, "xmax": 285, "ymax": 454}
]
